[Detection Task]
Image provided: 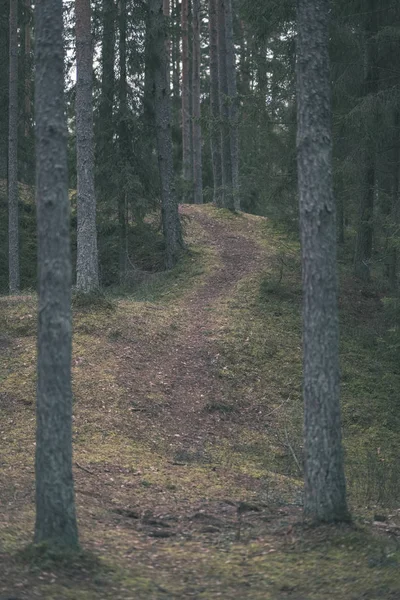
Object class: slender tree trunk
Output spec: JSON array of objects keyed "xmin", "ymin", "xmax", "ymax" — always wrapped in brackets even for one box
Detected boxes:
[
  {"xmin": 387, "ymin": 109, "xmax": 400, "ymax": 290},
  {"xmin": 149, "ymin": 0, "xmax": 183, "ymax": 268},
  {"xmin": 192, "ymin": 0, "xmax": 203, "ymax": 204},
  {"xmin": 181, "ymin": 0, "xmax": 192, "ymax": 200},
  {"xmin": 8, "ymin": 0, "xmax": 19, "ymax": 294},
  {"xmin": 34, "ymin": 0, "xmax": 79, "ymax": 547},
  {"xmin": 171, "ymin": 0, "xmax": 180, "ymax": 109},
  {"xmin": 217, "ymin": 0, "xmax": 234, "ymax": 210},
  {"xmin": 76, "ymin": 0, "xmax": 99, "ymax": 293},
  {"xmin": 0, "ymin": 0, "xmax": 8, "ymax": 179},
  {"xmin": 224, "ymin": 0, "xmax": 239, "ymax": 210},
  {"xmin": 296, "ymin": 0, "xmax": 349, "ymax": 523},
  {"xmin": 163, "ymin": 0, "xmax": 170, "ymax": 88},
  {"xmin": 118, "ymin": 0, "xmax": 128, "ymax": 281},
  {"xmin": 19, "ymin": 0, "xmax": 33, "ymax": 183},
  {"xmin": 97, "ymin": 0, "xmax": 115, "ymax": 198},
  {"xmin": 354, "ymin": 1, "xmax": 378, "ymax": 281},
  {"xmin": 209, "ymin": 0, "xmax": 223, "ymax": 206}
]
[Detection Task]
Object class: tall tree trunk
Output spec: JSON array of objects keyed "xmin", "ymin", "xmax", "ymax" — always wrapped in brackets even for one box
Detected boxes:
[
  {"xmin": 19, "ymin": 0, "xmax": 33, "ymax": 184},
  {"xmin": 387, "ymin": 108, "xmax": 400, "ymax": 290},
  {"xmin": 149, "ymin": 0, "xmax": 183, "ymax": 268},
  {"xmin": 118, "ymin": 0, "xmax": 128, "ymax": 281},
  {"xmin": 0, "ymin": 0, "xmax": 8, "ymax": 179},
  {"xmin": 97, "ymin": 0, "xmax": 115, "ymax": 199},
  {"xmin": 192, "ymin": 0, "xmax": 203, "ymax": 204},
  {"xmin": 209, "ymin": 0, "xmax": 223, "ymax": 206},
  {"xmin": 296, "ymin": 0, "xmax": 349, "ymax": 523},
  {"xmin": 354, "ymin": 1, "xmax": 378, "ymax": 281},
  {"xmin": 181, "ymin": 0, "xmax": 192, "ymax": 200},
  {"xmin": 76, "ymin": 0, "xmax": 99, "ymax": 293},
  {"xmin": 8, "ymin": 0, "xmax": 19, "ymax": 294},
  {"xmin": 163, "ymin": 0, "xmax": 170, "ymax": 88},
  {"xmin": 224, "ymin": 0, "xmax": 239, "ymax": 210},
  {"xmin": 217, "ymin": 0, "xmax": 234, "ymax": 210},
  {"xmin": 34, "ymin": 0, "xmax": 79, "ymax": 547},
  {"xmin": 171, "ymin": 0, "xmax": 181, "ymax": 110}
]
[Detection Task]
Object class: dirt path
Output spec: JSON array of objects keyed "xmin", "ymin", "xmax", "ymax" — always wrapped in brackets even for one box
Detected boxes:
[{"xmin": 117, "ymin": 205, "xmax": 265, "ymax": 455}]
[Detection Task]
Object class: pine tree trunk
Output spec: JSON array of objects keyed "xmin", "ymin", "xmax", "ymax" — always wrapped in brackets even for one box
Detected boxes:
[
  {"xmin": 192, "ymin": 0, "xmax": 203, "ymax": 204},
  {"xmin": 171, "ymin": 0, "xmax": 181, "ymax": 110},
  {"xmin": 224, "ymin": 0, "xmax": 239, "ymax": 210},
  {"xmin": 97, "ymin": 0, "xmax": 115, "ymax": 198},
  {"xmin": 217, "ymin": 0, "xmax": 234, "ymax": 210},
  {"xmin": 354, "ymin": 1, "xmax": 378, "ymax": 282},
  {"xmin": 181, "ymin": 0, "xmax": 192, "ymax": 200},
  {"xmin": 118, "ymin": 0, "xmax": 128, "ymax": 281},
  {"xmin": 76, "ymin": 0, "xmax": 99, "ymax": 293},
  {"xmin": 34, "ymin": 0, "xmax": 79, "ymax": 547},
  {"xmin": 296, "ymin": 0, "xmax": 349, "ymax": 523},
  {"xmin": 387, "ymin": 109, "xmax": 400, "ymax": 290},
  {"xmin": 8, "ymin": 0, "xmax": 19, "ymax": 294},
  {"xmin": 0, "ymin": 0, "xmax": 8, "ymax": 179},
  {"xmin": 149, "ymin": 0, "xmax": 183, "ymax": 268},
  {"xmin": 209, "ymin": 0, "xmax": 223, "ymax": 206}
]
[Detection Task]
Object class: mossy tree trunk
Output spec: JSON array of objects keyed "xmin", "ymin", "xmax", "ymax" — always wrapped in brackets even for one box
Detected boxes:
[
  {"xmin": 296, "ymin": 0, "xmax": 349, "ymax": 523},
  {"xmin": 34, "ymin": 0, "xmax": 79, "ymax": 547}
]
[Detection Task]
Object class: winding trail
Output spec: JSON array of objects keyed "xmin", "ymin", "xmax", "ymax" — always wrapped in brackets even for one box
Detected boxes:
[{"xmin": 117, "ymin": 205, "xmax": 265, "ymax": 455}]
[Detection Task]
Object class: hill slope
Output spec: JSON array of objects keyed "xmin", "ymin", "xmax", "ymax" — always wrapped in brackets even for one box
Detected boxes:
[{"xmin": 1, "ymin": 205, "xmax": 399, "ymax": 599}]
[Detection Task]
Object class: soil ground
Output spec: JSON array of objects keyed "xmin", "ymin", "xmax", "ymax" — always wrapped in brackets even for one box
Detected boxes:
[{"xmin": 0, "ymin": 205, "xmax": 399, "ymax": 599}]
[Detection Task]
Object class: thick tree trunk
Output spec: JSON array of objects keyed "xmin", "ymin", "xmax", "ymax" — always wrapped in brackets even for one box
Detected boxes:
[
  {"xmin": 97, "ymin": 0, "xmax": 115, "ymax": 198},
  {"xmin": 34, "ymin": 0, "xmax": 79, "ymax": 547},
  {"xmin": 296, "ymin": 0, "xmax": 349, "ymax": 523},
  {"xmin": 224, "ymin": 0, "xmax": 239, "ymax": 210},
  {"xmin": 149, "ymin": 0, "xmax": 183, "ymax": 268},
  {"xmin": 192, "ymin": 0, "xmax": 203, "ymax": 204},
  {"xmin": 76, "ymin": 0, "xmax": 99, "ymax": 293},
  {"xmin": 118, "ymin": 0, "xmax": 128, "ymax": 281},
  {"xmin": 209, "ymin": 0, "xmax": 223, "ymax": 206},
  {"xmin": 0, "ymin": 0, "xmax": 8, "ymax": 179},
  {"xmin": 354, "ymin": 1, "xmax": 378, "ymax": 281},
  {"xmin": 181, "ymin": 0, "xmax": 192, "ymax": 200},
  {"xmin": 8, "ymin": 0, "xmax": 19, "ymax": 294},
  {"xmin": 217, "ymin": 0, "xmax": 234, "ymax": 210}
]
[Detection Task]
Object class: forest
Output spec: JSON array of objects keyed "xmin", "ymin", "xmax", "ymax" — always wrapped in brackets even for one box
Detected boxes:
[{"xmin": 0, "ymin": 0, "xmax": 400, "ymax": 598}]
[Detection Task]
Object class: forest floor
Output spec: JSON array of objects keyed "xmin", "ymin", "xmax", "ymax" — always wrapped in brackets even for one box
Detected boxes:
[{"xmin": 1, "ymin": 205, "xmax": 400, "ymax": 599}]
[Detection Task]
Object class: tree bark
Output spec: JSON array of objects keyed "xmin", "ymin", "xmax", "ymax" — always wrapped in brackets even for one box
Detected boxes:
[
  {"xmin": 8, "ymin": 0, "xmax": 19, "ymax": 294},
  {"xmin": 224, "ymin": 0, "xmax": 240, "ymax": 210},
  {"xmin": 192, "ymin": 0, "xmax": 203, "ymax": 204},
  {"xmin": 0, "ymin": 0, "xmax": 8, "ymax": 179},
  {"xmin": 354, "ymin": 0, "xmax": 378, "ymax": 281},
  {"xmin": 149, "ymin": 0, "xmax": 183, "ymax": 268},
  {"xmin": 181, "ymin": 0, "xmax": 192, "ymax": 200},
  {"xmin": 296, "ymin": 0, "xmax": 349, "ymax": 523},
  {"xmin": 217, "ymin": 0, "xmax": 234, "ymax": 210},
  {"xmin": 76, "ymin": 0, "xmax": 99, "ymax": 293},
  {"xmin": 97, "ymin": 0, "xmax": 115, "ymax": 198},
  {"xmin": 118, "ymin": 0, "xmax": 128, "ymax": 281},
  {"xmin": 34, "ymin": 0, "xmax": 79, "ymax": 547},
  {"xmin": 209, "ymin": 0, "xmax": 223, "ymax": 206}
]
